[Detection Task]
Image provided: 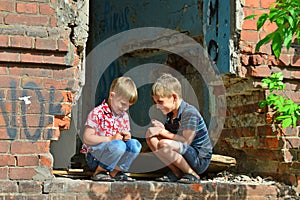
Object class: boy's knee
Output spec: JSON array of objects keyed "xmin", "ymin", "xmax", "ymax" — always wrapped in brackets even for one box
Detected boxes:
[
  {"xmin": 157, "ymin": 140, "xmax": 170, "ymax": 149},
  {"xmin": 126, "ymin": 139, "xmax": 142, "ymax": 153},
  {"xmin": 110, "ymin": 140, "xmax": 126, "ymax": 153}
]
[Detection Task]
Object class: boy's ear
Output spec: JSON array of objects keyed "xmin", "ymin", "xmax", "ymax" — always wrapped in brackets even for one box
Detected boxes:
[
  {"xmin": 109, "ymin": 91, "xmax": 116, "ymax": 99},
  {"xmin": 172, "ymin": 93, "xmax": 179, "ymax": 101}
]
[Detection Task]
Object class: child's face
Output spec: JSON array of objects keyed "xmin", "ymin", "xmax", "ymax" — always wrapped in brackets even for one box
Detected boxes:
[
  {"xmin": 109, "ymin": 92, "xmax": 132, "ymax": 115},
  {"xmin": 152, "ymin": 94, "xmax": 176, "ymax": 115}
]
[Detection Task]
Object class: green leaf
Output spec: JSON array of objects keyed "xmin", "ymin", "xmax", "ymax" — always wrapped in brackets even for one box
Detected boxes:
[
  {"xmin": 282, "ymin": 117, "xmax": 293, "ymax": 128},
  {"xmin": 244, "ymin": 14, "xmax": 256, "ymax": 20},
  {"xmin": 285, "ymin": 15, "xmax": 294, "ymax": 28},
  {"xmin": 255, "ymin": 33, "xmax": 274, "ymax": 52},
  {"xmin": 276, "ymin": 115, "xmax": 290, "ymax": 120},
  {"xmin": 272, "ymin": 32, "xmax": 282, "ymax": 58},
  {"xmin": 257, "ymin": 14, "xmax": 269, "ymax": 30},
  {"xmin": 292, "ymin": 116, "xmax": 298, "ymax": 127},
  {"xmin": 260, "ymin": 100, "xmax": 268, "ymax": 108}
]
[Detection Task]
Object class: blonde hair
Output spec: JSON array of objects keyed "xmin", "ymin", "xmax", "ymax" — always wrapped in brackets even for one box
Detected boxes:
[
  {"xmin": 110, "ymin": 76, "xmax": 138, "ymax": 104},
  {"xmin": 152, "ymin": 73, "xmax": 182, "ymax": 98}
]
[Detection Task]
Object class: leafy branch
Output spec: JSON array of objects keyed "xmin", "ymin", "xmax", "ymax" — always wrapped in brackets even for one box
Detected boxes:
[
  {"xmin": 245, "ymin": 0, "xmax": 300, "ymax": 58},
  {"xmin": 260, "ymin": 72, "xmax": 300, "ymax": 128}
]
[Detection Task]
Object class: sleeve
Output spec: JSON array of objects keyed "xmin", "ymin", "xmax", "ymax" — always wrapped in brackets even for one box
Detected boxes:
[
  {"xmin": 122, "ymin": 112, "xmax": 131, "ymax": 132},
  {"xmin": 85, "ymin": 108, "xmax": 102, "ymax": 135},
  {"xmin": 180, "ymin": 107, "xmax": 200, "ymax": 131}
]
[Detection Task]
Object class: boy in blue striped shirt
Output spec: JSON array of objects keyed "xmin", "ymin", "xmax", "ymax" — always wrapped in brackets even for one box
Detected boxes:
[{"xmin": 146, "ymin": 73, "xmax": 212, "ymax": 183}]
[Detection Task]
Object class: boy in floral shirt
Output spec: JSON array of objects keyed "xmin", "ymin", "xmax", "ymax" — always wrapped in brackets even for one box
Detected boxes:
[{"xmin": 82, "ymin": 76, "xmax": 141, "ymax": 181}]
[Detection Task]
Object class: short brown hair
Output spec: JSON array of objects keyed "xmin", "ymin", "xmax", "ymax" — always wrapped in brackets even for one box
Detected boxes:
[
  {"xmin": 152, "ymin": 73, "xmax": 182, "ymax": 98},
  {"xmin": 110, "ymin": 76, "xmax": 138, "ymax": 104}
]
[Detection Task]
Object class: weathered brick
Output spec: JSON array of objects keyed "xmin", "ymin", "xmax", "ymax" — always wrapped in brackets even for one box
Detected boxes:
[
  {"xmin": 40, "ymin": 4, "xmax": 55, "ymax": 15},
  {"xmin": 291, "ymin": 70, "xmax": 300, "ymax": 79},
  {"xmin": 0, "ymin": 180, "xmax": 18, "ymax": 192},
  {"xmin": 0, "ymin": 141, "xmax": 9, "ymax": 153},
  {"xmin": 0, "ymin": 155, "xmax": 16, "ymax": 166},
  {"xmin": 44, "ymin": 79, "xmax": 71, "ymax": 90},
  {"xmin": 22, "ymin": 77, "xmax": 43, "ymax": 89},
  {"xmin": 244, "ymin": 0, "xmax": 260, "ymax": 8},
  {"xmin": 242, "ymin": 19, "xmax": 257, "ymax": 30},
  {"xmin": 263, "ymin": 20, "xmax": 278, "ymax": 33},
  {"xmin": 243, "ymin": 7, "xmax": 253, "ymax": 18},
  {"xmin": 43, "ymin": 128, "xmax": 60, "ymax": 140},
  {"xmin": 0, "ymin": 66, "xmax": 7, "ymax": 74},
  {"xmin": 244, "ymin": 184, "xmax": 278, "ymax": 197},
  {"xmin": 17, "ymin": 3, "xmax": 38, "ymax": 14},
  {"xmin": 66, "ymin": 180, "xmax": 89, "ymax": 193},
  {"xmin": 261, "ymin": 0, "xmax": 276, "ymax": 9},
  {"xmin": 9, "ymin": 167, "xmax": 36, "ymax": 180},
  {"xmin": 89, "ymin": 182, "xmax": 111, "ymax": 195},
  {"xmin": 282, "ymin": 149, "xmax": 294, "ymax": 162},
  {"xmin": 20, "ymin": 128, "xmax": 43, "ymax": 140},
  {"xmin": 0, "ymin": 0, "xmax": 14, "ymax": 12},
  {"xmin": 4, "ymin": 14, "xmax": 49, "ymax": 26},
  {"xmin": 50, "ymin": 17, "xmax": 57, "ymax": 27},
  {"xmin": 0, "ymin": 51, "xmax": 20, "ymax": 62},
  {"xmin": 16, "ymin": 115, "xmax": 50, "ymax": 127},
  {"xmin": 279, "ymin": 54, "xmax": 291, "ymax": 66},
  {"xmin": 20, "ymin": 53, "xmax": 44, "ymax": 63},
  {"xmin": 0, "ymin": 167, "xmax": 8, "ymax": 179},
  {"xmin": 0, "ymin": 127, "xmax": 18, "ymax": 140},
  {"xmin": 19, "ymin": 181, "xmax": 42, "ymax": 193},
  {"xmin": 10, "ymin": 66, "xmax": 52, "ymax": 77},
  {"xmin": 257, "ymin": 125, "xmax": 274, "ymax": 137},
  {"xmin": 39, "ymin": 153, "xmax": 53, "ymax": 167},
  {"xmin": 53, "ymin": 116, "xmax": 71, "ymax": 130},
  {"xmin": 0, "ymin": 35, "xmax": 8, "ymax": 47},
  {"xmin": 35, "ymin": 38, "xmax": 57, "ymax": 50},
  {"xmin": 10, "ymin": 36, "xmax": 33, "ymax": 49},
  {"xmin": 57, "ymin": 39, "xmax": 69, "ymax": 52},
  {"xmin": 291, "ymin": 56, "xmax": 300, "ymax": 67},
  {"xmin": 11, "ymin": 141, "xmax": 50, "ymax": 154},
  {"xmin": 285, "ymin": 138, "xmax": 300, "ymax": 149},
  {"xmin": 247, "ymin": 65, "xmax": 272, "ymax": 77},
  {"xmin": 240, "ymin": 30, "xmax": 259, "ymax": 43},
  {"xmin": 259, "ymin": 137, "xmax": 284, "ymax": 149},
  {"xmin": 0, "ymin": 75, "xmax": 19, "ymax": 88},
  {"xmin": 17, "ymin": 155, "xmax": 39, "ymax": 166},
  {"xmin": 43, "ymin": 54, "xmax": 66, "ymax": 65}
]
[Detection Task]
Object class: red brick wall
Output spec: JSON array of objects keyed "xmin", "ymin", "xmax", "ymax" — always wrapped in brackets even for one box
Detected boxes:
[
  {"xmin": 214, "ymin": 0, "xmax": 300, "ymax": 185},
  {"xmin": 0, "ymin": 0, "xmax": 82, "ymax": 180}
]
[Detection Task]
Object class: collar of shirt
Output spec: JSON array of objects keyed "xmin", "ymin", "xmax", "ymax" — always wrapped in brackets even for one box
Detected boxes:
[{"xmin": 166, "ymin": 100, "xmax": 186, "ymax": 122}]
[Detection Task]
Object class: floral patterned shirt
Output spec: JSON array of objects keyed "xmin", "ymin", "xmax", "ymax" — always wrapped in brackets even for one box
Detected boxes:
[
  {"xmin": 85, "ymin": 100, "xmax": 130, "ymax": 136},
  {"xmin": 80, "ymin": 100, "xmax": 130, "ymax": 154}
]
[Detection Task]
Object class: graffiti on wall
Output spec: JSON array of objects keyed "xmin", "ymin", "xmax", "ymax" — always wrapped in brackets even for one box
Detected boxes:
[{"xmin": 0, "ymin": 81, "xmax": 64, "ymax": 141}]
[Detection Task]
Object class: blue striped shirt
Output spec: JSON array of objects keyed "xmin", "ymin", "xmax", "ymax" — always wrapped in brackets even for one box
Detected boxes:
[{"xmin": 165, "ymin": 100, "xmax": 212, "ymax": 159}]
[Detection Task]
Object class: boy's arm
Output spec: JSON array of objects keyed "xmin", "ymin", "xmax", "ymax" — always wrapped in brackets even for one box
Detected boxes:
[
  {"xmin": 158, "ymin": 129, "xmax": 194, "ymax": 144},
  {"xmin": 83, "ymin": 126, "xmax": 123, "ymax": 145}
]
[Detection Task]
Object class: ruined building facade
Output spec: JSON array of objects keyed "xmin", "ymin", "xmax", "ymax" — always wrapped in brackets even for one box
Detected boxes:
[{"xmin": 0, "ymin": 0, "xmax": 299, "ymax": 195}]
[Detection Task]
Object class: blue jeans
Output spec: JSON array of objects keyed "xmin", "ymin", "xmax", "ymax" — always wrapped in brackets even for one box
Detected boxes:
[
  {"xmin": 86, "ymin": 139, "xmax": 141, "ymax": 172},
  {"xmin": 182, "ymin": 145, "xmax": 211, "ymax": 175}
]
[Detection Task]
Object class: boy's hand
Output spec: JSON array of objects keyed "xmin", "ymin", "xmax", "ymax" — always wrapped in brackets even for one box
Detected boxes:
[
  {"xmin": 151, "ymin": 119, "xmax": 164, "ymax": 128},
  {"xmin": 146, "ymin": 126, "xmax": 162, "ymax": 138},
  {"xmin": 120, "ymin": 131, "xmax": 131, "ymax": 141},
  {"xmin": 111, "ymin": 133, "xmax": 124, "ymax": 141}
]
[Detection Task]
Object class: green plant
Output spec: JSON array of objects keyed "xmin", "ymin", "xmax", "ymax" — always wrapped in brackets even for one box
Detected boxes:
[
  {"xmin": 245, "ymin": 0, "xmax": 300, "ymax": 58},
  {"xmin": 260, "ymin": 72, "xmax": 300, "ymax": 128}
]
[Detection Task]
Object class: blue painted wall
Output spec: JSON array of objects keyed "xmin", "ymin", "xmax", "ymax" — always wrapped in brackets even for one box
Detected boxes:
[{"xmin": 87, "ymin": 0, "xmax": 230, "ymax": 136}]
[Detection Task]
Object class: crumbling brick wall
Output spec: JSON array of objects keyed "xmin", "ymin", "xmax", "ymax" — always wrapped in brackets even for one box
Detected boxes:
[
  {"xmin": 0, "ymin": 0, "xmax": 88, "ymax": 180},
  {"xmin": 213, "ymin": 0, "xmax": 300, "ymax": 185}
]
